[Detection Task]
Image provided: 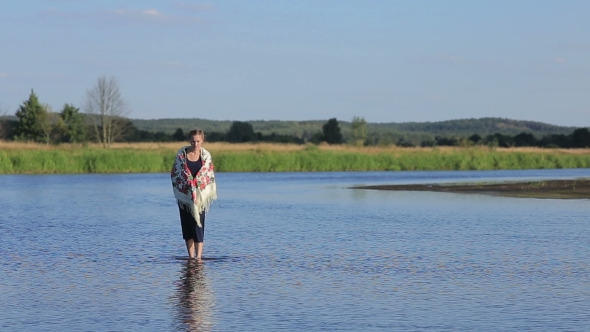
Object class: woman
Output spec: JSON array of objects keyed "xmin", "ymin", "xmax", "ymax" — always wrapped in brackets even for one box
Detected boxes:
[{"xmin": 171, "ymin": 129, "xmax": 217, "ymax": 260}]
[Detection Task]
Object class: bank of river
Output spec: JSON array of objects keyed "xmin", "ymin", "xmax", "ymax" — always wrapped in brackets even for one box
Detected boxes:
[
  {"xmin": 353, "ymin": 178, "xmax": 590, "ymax": 199},
  {"xmin": 1, "ymin": 144, "xmax": 590, "ymax": 173}
]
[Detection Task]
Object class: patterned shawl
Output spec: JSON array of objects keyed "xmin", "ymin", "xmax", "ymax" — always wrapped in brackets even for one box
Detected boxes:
[{"xmin": 171, "ymin": 146, "xmax": 217, "ymax": 226}]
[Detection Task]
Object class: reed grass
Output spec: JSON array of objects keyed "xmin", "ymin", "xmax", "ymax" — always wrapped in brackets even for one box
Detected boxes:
[{"xmin": 1, "ymin": 141, "xmax": 589, "ymax": 174}]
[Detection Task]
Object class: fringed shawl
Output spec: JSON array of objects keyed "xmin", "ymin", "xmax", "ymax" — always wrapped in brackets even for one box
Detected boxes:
[{"xmin": 171, "ymin": 146, "xmax": 217, "ymax": 227}]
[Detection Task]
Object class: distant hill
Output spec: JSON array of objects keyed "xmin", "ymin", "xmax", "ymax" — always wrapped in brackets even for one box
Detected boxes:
[
  {"xmin": 131, "ymin": 117, "xmax": 576, "ymax": 139},
  {"xmin": 369, "ymin": 118, "xmax": 575, "ymax": 136},
  {"xmin": 1, "ymin": 115, "xmax": 578, "ymax": 143}
]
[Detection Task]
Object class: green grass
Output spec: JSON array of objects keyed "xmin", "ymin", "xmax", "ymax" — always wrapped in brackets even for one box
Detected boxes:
[
  {"xmin": 0, "ymin": 149, "xmax": 175, "ymax": 174},
  {"xmin": 1, "ymin": 148, "xmax": 590, "ymax": 174}
]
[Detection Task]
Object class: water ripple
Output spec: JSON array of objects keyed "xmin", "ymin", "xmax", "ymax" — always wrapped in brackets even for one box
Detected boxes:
[{"xmin": 1, "ymin": 170, "xmax": 589, "ymax": 331}]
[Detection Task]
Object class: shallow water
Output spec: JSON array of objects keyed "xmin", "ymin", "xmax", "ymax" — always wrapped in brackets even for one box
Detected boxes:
[{"xmin": 1, "ymin": 169, "xmax": 589, "ymax": 331}]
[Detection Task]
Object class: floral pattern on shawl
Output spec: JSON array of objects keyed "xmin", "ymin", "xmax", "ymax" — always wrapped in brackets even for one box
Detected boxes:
[{"xmin": 171, "ymin": 146, "xmax": 217, "ymax": 226}]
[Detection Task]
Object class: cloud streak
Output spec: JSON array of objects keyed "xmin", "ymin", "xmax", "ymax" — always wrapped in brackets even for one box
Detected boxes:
[
  {"xmin": 81, "ymin": 57, "xmax": 189, "ymax": 71},
  {"xmin": 38, "ymin": 7, "xmax": 204, "ymax": 26},
  {"xmin": 411, "ymin": 54, "xmax": 497, "ymax": 68},
  {"xmin": 172, "ymin": 2, "xmax": 215, "ymax": 12},
  {"xmin": 110, "ymin": 8, "xmax": 202, "ymax": 24},
  {"xmin": 44, "ymin": 0, "xmax": 85, "ymax": 3}
]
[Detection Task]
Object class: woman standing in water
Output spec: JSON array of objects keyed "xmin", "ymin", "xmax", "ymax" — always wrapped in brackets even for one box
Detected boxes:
[{"xmin": 171, "ymin": 129, "xmax": 217, "ymax": 260}]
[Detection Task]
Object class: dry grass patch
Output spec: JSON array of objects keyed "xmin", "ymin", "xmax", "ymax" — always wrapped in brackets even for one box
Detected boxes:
[
  {"xmin": 494, "ymin": 147, "xmax": 590, "ymax": 154},
  {"xmin": 0, "ymin": 141, "xmax": 58, "ymax": 150},
  {"xmin": 70, "ymin": 142, "xmax": 304, "ymax": 152},
  {"xmin": 1, "ymin": 140, "xmax": 589, "ymax": 155}
]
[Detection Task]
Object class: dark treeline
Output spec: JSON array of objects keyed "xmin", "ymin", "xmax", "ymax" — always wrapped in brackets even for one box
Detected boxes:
[
  {"xmin": 0, "ymin": 89, "xmax": 304, "ymax": 146},
  {"xmin": 124, "ymin": 121, "xmax": 304, "ymax": 144},
  {"xmin": 132, "ymin": 117, "xmax": 575, "ymax": 137},
  {"xmin": 2, "ymin": 113, "xmax": 589, "ymax": 148},
  {"xmin": 1, "ymin": 89, "xmax": 588, "ymax": 148},
  {"xmin": 123, "ymin": 119, "xmax": 590, "ymax": 149},
  {"xmin": 0, "ymin": 117, "xmax": 305, "ymax": 144},
  {"xmin": 421, "ymin": 130, "xmax": 590, "ymax": 149}
]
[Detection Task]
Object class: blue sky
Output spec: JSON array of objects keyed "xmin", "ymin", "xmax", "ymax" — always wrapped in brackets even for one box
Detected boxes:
[{"xmin": 1, "ymin": 0, "xmax": 589, "ymax": 126}]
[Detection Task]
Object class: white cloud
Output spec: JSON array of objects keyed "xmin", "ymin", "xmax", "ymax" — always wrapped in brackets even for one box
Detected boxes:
[
  {"xmin": 412, "ymin": 54, "xmax": 461, "ymax": 64},
  {"xmin": 146, "ymin": 61, "xmax": 185, "ymax": 69},
  {"xmin": 111, "ymin": 8, "xmax": 167, "ymax": 21},
  {"xmin": 142, "ymin": 9, "xmax": 162, "ymax": 17},
  {"xmin": 411, "ymin": 54, "xmax": 505, "ymax": 73},
  {"xmin": 38, "ymin": 7, "xmax": 203, "ymax": 26},
  {"xmin": 82, "ymin": 57, "xmax": 187, "ymax": 70},
  {"xmin": 109, "ymin": 8, "xmax": 203, "ymax": 24},
  {"xmin": 172, "ymin": 2, "xmax": 215, "ymax": 12},
  {"xmin": 44, "ymin": 0, "xmax": 84, "ymax": 3}
]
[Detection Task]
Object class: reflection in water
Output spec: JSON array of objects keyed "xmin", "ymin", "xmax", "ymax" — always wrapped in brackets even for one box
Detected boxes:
[{"xmin": 174, "ymin": 261, "xmax": 215, "ymax": 331}]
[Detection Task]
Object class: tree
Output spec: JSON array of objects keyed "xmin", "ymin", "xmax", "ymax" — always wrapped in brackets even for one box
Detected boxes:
[
  {"xmin": 227, "ymin": 121, "xmax": 256, "ymax": 142},
  {"xmin": 540, "ymin": 134, "xmax": 570, "ymax": 148},
  {"xmin": 60, "ymin": 103, "xmax": 86, "ymax": 143},
  {"xmin": 15, "ymin": 90, "xmax": 46, "ymax": 142},
  {"xmin": 484, "ymin": 133, "xmax": 514, "ymax": 148},
  {"xmin": 38, "ymin": 103, "xmax": 54, "ymax": 145},
  {"xmin": 571, "ymin": 128, "xmax": 590, "ymax": 148},
  {"xmin": 468, "ymin": 134, "xmax": 482, "ymax": 144},
  {"xmin": 322, "ymin": 118, "xmax": 342, "ymax": 144},
  {"xmin": 351, "ymin": 116, "xmax": 367, "ymax": 147},
  {"xmin": 513, "ymin": 132, "xmax": 537, "ymax": 147},
  {"xmin": 172, "ymin": 127, "xmax": 185, "ymax": 141},
  {"xmin": 84, "ymin": 76, "xmax": 129, "ymax": 147}
]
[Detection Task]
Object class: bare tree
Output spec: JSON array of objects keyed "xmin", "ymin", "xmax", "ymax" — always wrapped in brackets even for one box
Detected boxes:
[
  {"xmin": 38, "ymin": 104, "xmax": 53, "ymax": 145},
  {"xmin": 39, "ymin": 104, "xmax": 64, "ymax": 145},
  {"xmin": 351, "ymin": 116, "xmax": 367, "ymax": 147},
  {"xmin": 84, "ymin": 76, "xmax": 130, "ymax": 147}
]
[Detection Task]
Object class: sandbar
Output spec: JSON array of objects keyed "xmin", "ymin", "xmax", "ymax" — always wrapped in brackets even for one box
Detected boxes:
[{"xmin": 352, "ymin": 178, "xmax": 590, "ymax": 199}]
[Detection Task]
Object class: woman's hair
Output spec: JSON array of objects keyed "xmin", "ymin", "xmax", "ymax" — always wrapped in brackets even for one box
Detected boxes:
[{"xmin": 187, "ymin": 129, "xmax": 205, "ymax": 141}]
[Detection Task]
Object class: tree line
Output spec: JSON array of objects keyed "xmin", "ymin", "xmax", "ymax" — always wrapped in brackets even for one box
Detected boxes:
[
  {"xmin": 420, "ymin": 131, "xmax": 590, "ymax": 149},
  {"xmin": 0, "ymin": 76, "xmax": 131, "ymax": 147},
  {"xmin": 1, "ymin": 80, "xmax": 588, "ymax": 148},
  {"xmin": 0, "ymin": 78, "xmax": 351, "ymax": 146}
]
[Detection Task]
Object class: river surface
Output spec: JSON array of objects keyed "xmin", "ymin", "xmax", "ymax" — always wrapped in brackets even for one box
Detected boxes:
[{"xmin": 1, "ymin": 169, "xmax": 589, "ymax": 331}]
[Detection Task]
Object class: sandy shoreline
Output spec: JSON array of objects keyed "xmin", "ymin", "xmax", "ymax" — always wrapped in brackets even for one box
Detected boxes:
[{"xmin": 352, "ymin": 178, "xmax": 590, "ymax": 199}]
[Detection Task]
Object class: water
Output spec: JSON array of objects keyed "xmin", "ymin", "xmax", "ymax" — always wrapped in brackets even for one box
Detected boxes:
[{"xmin": 1, "ymin": 169, "xmax": 589, "ymax": 331}]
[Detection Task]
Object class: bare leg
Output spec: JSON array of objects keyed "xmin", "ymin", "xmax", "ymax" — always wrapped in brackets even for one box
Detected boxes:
[
  {"xmin": 185, "ymin": 239, "xmax": 196, "ymax": 258},
  {"xmin": 196, "ymin": 242, "xmax": 204, "ymax": 260}
]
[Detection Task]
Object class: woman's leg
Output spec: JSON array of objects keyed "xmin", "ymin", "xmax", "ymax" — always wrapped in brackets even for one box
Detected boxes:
[
  {"xmin": 195, "ymin": 212, "xmax": 206, "ymax": 259},
  {"xmin": 179, "ymin": 204, "xmax": 197, "ymax": 258},
  {"xmin": 185, "ymin": 239, "xmax": 196, "ymax": 258},
  {"xmin": 196, "ymin": 242, "xmax": 204, "ymax": 260}
]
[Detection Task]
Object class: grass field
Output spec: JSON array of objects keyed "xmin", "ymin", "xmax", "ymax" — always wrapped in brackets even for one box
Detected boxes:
[{"xmin": 1, "ymin": 141, "xmax": 589, "ymax": 174}]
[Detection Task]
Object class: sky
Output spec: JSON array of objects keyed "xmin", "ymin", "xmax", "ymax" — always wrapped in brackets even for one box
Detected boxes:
[{"xmin": 0, "ymin": 0, "xmax": 589, "ymax": 126}]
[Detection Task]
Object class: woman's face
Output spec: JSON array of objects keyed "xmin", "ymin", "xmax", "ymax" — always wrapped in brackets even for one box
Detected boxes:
[{"xmin": 189, "ymin": 134, "xmax": 204, "ymax": 150}]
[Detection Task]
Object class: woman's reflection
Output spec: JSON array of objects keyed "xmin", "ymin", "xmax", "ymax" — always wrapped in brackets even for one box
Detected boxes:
[{"xmin": 175, "ymin": 260, "xmax": 215, "ymax": 331}]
